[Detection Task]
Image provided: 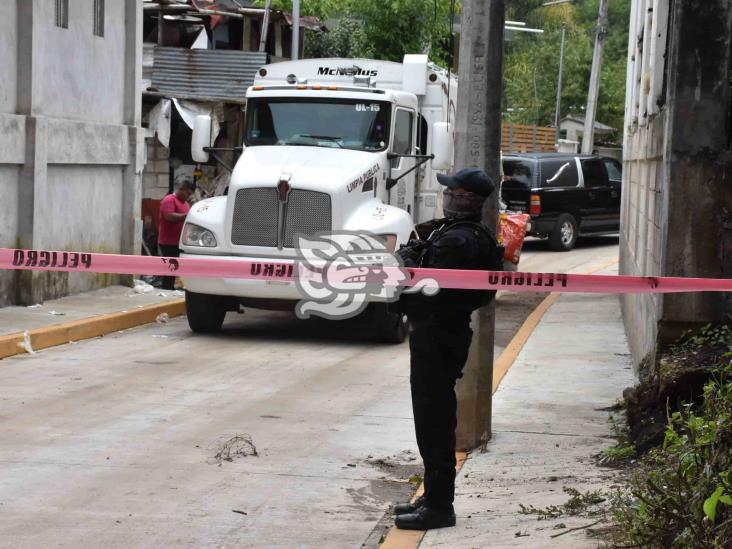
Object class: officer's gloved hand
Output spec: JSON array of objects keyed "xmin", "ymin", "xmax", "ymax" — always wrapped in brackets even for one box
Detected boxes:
[{"xmin": 396, "ymin": 244, "xmax": 420, "ymax": 268}]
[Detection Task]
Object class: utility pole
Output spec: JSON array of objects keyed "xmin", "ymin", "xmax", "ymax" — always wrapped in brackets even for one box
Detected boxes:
[
  {"xmin": 292, "ymin": 0, "xmax": 300, "ymax": 60},
  {"xmin": 258, "ymin": 0, "xmax": 272, "ymax": 53},
  {"xmin": 554, "ymin": 23, "xmax": 566, "ymax": 145},
  {"xmin": 581, "ymin": 0, "xmax": 609, "ymax": 154},
  {"xmin": 453, "ymin": 0, "xmax": 506, "ymax": 450}
]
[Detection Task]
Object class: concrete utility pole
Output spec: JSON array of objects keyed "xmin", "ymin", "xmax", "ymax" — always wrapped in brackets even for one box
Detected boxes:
[
  {"xmin": 581, "ymin": 0, "xmax": 609, "ymax": 154},
  {"xmin": 292, "ymin": 0, "xmax": 300, "ymax": 60},
  {"xmin": 258, "ymin": 0, "xmax": 272, "ymax": 53},
  {"xmin": 554, "ymin": 23, "xmax": 566, "ymax": 145},
  {"xmin": 453, "ymin": 0, "xmax": 506, "ymax": 450}
]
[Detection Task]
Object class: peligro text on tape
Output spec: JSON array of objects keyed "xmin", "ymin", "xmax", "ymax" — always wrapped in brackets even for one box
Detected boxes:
[{"xmin": 4, "ymin": 247, "xmax": 732, "ymax": 294}]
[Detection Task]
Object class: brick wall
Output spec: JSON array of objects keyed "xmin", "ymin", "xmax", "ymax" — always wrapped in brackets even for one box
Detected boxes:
[{"xmin": 142, "ymin": 136, "xmax": 171, "ymax": 200}]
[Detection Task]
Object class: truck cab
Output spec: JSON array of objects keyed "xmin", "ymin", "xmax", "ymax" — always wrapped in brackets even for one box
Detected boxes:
[{"xmin": 179, "ymin": 56, "xmax": 457, "ymax": 341}]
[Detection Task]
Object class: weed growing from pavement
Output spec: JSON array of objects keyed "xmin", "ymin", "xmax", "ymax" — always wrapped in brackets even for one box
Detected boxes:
[
  {"xmin": 599, "ymin": 407, "xmax": 637, "ymax": 466},
  {"xmin": 518, "ymin": 487, "xmax": 607, "ymax": 520},
  {"xmin": 408, "ymin": 474, "xmax": 423, "ymax": 486}
]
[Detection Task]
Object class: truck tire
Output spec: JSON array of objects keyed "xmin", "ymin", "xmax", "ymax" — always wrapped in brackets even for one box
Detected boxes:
[
  {"xmin": 375, "ymin": 304, "xmax": 410, "ymax": 344},
  {"xmin": 185, "ymin": 291, "xmax": 226, "ymax": 333},
  {"xmin": 549, "ymin": 213, "xmax": 578, "ymax": 252}
]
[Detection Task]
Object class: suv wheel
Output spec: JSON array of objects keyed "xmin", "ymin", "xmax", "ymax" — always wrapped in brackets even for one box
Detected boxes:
[
  {"xmin": 374, "ymin": 304, "xmax": 410, "ymax": 344},
  {"xmin": 185, "ymin": 291, "xmax": 226, "ymax": 333},
  {"xmin": 549, "ymin": 213, "xmax": 578, "ymax": 252}
]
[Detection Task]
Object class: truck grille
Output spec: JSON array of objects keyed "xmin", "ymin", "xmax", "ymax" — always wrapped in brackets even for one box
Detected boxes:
[{"xmin": 231, "ymin": 188, "xmax": 332, "ymax": 248}]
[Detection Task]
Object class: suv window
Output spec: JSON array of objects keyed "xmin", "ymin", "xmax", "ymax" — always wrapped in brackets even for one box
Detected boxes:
[
  {"xmin": 603, "ymin": 158, "xmax": 622, "ymax": 183},
  {"xmin": 581, "ymin": 158, "xmax": 607, "ymax": 188},
  {"xmin": 503, "ymin": 159, "xmax": 534, "ymax": 187},
  {"xmin": 540, "ymin": 159, "xmax": 579, "ymax": 187}
]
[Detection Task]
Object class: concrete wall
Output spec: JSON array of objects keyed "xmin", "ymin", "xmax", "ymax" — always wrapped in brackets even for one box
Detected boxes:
[
  {"xmin": 0, "ymin": 2, "xmax": 19, "ymax": 305},
  {"xmin": 1, "ymin": 0, "xmax": 144, "ymax": 306},
  {"xmin": 37, "ymin": 0, "xmax": 126, "ymax": 124},
  {"xmin": 620, "ymin": 0, "xmax": 732, "ymax": 367},
  {"xmin": 0, "ymin": 1, "xmax": 17, "ymax": 114}
]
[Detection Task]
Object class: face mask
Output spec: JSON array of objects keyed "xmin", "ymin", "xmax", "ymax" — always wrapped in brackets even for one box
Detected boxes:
[{"xmin": 442, "ymin": 189, "xmax": 486, "ymax": 219}]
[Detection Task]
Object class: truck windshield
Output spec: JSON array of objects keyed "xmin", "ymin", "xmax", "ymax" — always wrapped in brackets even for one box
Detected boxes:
[{"xmin": 245, "ymin": 98, "xmax": 391, "ymax": 152}]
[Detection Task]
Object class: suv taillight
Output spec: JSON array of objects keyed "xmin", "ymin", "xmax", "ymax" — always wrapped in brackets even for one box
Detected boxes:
[{"xmin": 529, "ymin": 194, "xmax": 541, "ymax": 216}]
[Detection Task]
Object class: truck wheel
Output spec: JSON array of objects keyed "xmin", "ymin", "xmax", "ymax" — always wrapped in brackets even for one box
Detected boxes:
[
  {"xmin": 185, "ymin": 291, "xmax": 226, "ymax": 333},
  {"xmin": 375, "ymin": 304, "xmax": 410, "ymax": 344},
  {"xmin": 549, "ymin": 213, "xmax": 578, "ymax": 252}
]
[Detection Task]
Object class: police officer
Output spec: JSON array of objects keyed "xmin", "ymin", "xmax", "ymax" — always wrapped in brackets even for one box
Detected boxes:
[{"xmin": 394, "ymin": 167, "xmax": 502, "ymax": 530}]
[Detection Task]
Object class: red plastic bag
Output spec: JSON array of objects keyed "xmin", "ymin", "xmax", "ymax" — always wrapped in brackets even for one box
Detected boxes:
[{"xmin": 498, "ymin": 213, "xmax": 530, "ymax": 265}]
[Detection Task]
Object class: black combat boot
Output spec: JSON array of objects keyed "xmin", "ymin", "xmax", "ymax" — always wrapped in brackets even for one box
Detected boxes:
[
  {"xmin": 393, "ymin": 495, "xmax": 425, "ymax": 515},
  {"xmin": 394, "ymin": 505, "xmax": 456, "ymax": 530}
]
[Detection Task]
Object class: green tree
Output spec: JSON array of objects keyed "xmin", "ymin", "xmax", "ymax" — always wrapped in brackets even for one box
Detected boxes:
[
  {"xmin": 255, "ymin": 0, "xmax": 630, "ymax": 139},
  {"xmin": 504, "ymin": 0, "xmax": 631, "ymax": 139},
  {"xmin": 255, "ymin": 0, "xmax": 457, "ymax": 65}
]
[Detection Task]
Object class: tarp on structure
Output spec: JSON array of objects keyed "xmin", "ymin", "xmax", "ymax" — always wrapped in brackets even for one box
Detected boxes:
[
  {"xmin": 152, "ymin": 47, "xmax": 267, "ymax": 103},
  {"xmin": 147, "ymin": 98, "xmax": 222, "ymax": 148}
]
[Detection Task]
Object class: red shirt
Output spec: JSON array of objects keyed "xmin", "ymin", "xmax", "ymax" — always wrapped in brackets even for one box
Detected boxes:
[{"xmin": 158, "ymin": 193, "xmax": 190, "ymax": 246}]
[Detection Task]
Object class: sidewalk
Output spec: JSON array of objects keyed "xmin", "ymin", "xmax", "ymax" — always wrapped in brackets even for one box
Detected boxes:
[
  {"xmin": 420, "ymin": 290, "xmax": 635, "ymax": 547},
  {"xmin": 0, "ymin": 284, "xmax": 185, "ymax": 359}
]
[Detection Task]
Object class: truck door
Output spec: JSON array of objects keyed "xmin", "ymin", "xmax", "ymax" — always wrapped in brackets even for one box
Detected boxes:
[{"xmin": 388, "ymin": 108, "xmax": 416, "ymax": 215}]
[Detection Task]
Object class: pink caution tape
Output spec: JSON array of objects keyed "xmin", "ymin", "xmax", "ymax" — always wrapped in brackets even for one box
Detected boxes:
[{"xmin": 3, "ymin": 247, "xmax": 732, "ymax": 294}]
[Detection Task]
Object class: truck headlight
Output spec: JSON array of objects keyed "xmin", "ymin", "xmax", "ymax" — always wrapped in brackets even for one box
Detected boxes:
[
  {"xmin": 377, "ymin": 234, "xmax": 398, "ymax": 252},
  {"xmin": 182, "ymin": 223, "xmax": 217, "ymax": 247}
]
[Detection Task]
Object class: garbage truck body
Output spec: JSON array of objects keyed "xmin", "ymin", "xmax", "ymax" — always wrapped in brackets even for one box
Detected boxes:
[{"xmin": 180, "ymin": 55, "xmax": 457, "ymax": 340}]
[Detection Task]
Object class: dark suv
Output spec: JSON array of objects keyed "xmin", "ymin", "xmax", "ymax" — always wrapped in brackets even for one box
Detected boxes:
[{"xmin": 501, "ymin": 153, "xmax": 622, "ymax": 251}]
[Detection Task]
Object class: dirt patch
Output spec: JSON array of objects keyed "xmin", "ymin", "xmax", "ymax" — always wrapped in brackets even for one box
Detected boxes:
[
  {"xmin": 625, "ymin": 328, "xmax": 730, "ymax": 451},
  {"xmin": 364, "ymin": 450, "xmax": 421, "ymax": 481}
]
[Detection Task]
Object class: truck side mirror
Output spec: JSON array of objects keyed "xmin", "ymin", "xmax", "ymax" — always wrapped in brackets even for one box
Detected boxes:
[
  {"xmin": 431, "ymin": 122, "xmax": 454, "ymax": 171},
  {"xmin": 191, "ymin": 115, "xmax": 212, "ymax": 163}
]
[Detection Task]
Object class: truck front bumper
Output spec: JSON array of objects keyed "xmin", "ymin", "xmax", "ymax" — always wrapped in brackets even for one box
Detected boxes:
[{"xmin": 180, "ymin": 253, "xmax": 304, "ymax": 301}]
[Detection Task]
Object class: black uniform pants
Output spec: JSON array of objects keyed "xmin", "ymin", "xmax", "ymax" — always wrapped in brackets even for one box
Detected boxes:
[
  {"xmin": 158, "ymin": 245, "xmax": 180, "ymax": 290},
  {"xmin": 409, "ymin": 315, "xmax": 473, "ymax": 510}
]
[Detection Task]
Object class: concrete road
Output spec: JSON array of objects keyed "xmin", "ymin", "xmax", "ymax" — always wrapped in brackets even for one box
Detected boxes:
[{"xmin": 0, "ymin": 236, "xmax": 618, "ymax": 548}]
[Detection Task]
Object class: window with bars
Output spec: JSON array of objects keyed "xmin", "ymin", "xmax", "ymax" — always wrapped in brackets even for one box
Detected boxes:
[
  {"xmin": 55, "ymin": 0, "xmax": 68, "ymax": 29},
  {"xmin": 93, "ymin": 0, "xmax": 104, "ymax": 37}
]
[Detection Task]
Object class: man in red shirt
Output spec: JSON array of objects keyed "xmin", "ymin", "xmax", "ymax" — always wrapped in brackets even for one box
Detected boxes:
[{"xmin": 158, "ymin": 175, "xmax": 195, "ymax": 290}]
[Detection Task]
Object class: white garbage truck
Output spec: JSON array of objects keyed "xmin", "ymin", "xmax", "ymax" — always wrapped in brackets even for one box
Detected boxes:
[{"xmin": 180, "ymin": 54, "xmax": 457, "ymax": 341}]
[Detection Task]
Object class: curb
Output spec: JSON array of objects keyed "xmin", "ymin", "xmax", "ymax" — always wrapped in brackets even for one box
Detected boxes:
[{"xmin": 0, "ymin": 299, "xmax": 186, "ymax": 360}]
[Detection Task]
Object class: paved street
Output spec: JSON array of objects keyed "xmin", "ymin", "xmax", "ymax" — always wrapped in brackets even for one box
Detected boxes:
[{"xmin": 0, "ymin": 237, "xmax": 618, "ymax": 548}]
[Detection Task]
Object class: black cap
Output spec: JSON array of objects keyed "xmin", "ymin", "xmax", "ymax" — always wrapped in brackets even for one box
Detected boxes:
[{"xmin": 437, "ymin": 167, "xmax": 495, "ymax": 197}]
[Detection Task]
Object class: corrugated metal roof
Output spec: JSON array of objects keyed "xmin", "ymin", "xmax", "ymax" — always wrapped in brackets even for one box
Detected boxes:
[{"xmin": 151, "ymin": 47, "xmax": 267, "ymax": 103}]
